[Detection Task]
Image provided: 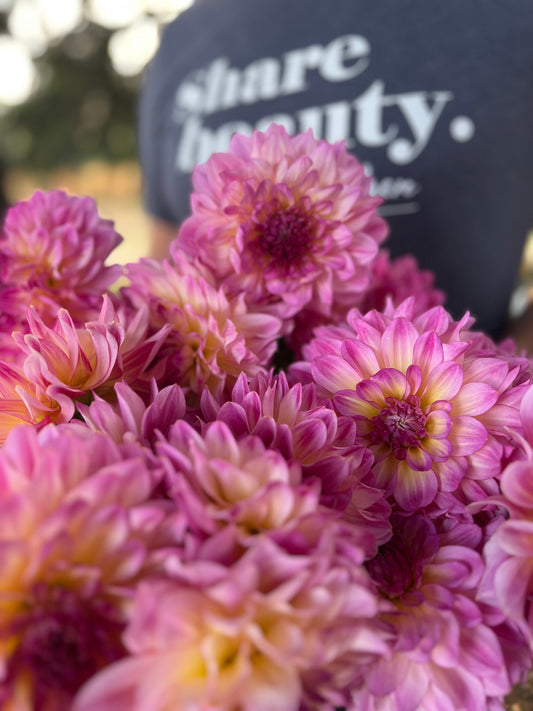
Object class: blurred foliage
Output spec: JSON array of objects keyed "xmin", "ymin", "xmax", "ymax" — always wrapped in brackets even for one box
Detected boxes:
[{"xmin": 0, "ymin": 19, "xmax": 140, "ymax": 171}]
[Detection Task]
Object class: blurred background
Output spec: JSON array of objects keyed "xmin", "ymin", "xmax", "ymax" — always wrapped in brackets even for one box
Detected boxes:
[
  {"xmin": 0, "ymin": 0, "xmax": 532, "ymax": 318},
  {"xmin": 0, "ymin": 0, "xmax": 194, "ymax": 263}
]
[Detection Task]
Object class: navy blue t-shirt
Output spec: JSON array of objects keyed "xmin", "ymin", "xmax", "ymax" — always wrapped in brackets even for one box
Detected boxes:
[{"xmin": 138, "ymin": 0, "xmax": 533, "ymax": 337}]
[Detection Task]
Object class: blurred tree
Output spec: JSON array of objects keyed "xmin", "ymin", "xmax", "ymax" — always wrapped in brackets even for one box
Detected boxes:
[{"xmin": 0, "ymin": 19, "xmax": 139, "ymax": 171}]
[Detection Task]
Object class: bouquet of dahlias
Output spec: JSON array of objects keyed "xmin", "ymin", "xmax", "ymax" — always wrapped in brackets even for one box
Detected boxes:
[{"xmin": 0, "ymin": 124, "xmax": 532, "ymax": 711}]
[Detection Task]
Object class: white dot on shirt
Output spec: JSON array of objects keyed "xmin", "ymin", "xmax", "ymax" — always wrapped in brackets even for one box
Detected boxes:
[{"xmin": 449, "ymin": 116, "xmax": 475, "ymax": 142}]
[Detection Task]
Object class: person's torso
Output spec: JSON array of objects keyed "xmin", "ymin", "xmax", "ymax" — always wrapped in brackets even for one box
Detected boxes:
[{"xmin": 139, "ymin": 0, "xmax": 533, "ymax": 336}]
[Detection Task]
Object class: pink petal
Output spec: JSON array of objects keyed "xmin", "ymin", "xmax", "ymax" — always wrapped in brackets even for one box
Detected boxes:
[
  {"xmin": 371, "ymin": 368, "xmax": 410, "ymax": 401},
  {"xmin": 465, "ymin": 438, "xmax": 503, "ymax": 481},
  {"xmin": 394, "ymin": 461, "xmax": 438, "ymax": 510},
  {"xmin": 521, "ymin": 385, "xmax": 533, "ymax": 444},
  {"xmin": 394, "ymin": 660, "xmax": 429, "ymax": 711},
  {"xmin": 482, "ymin": 403, "xmax": 522, "ymax": 432},
  {"xmin": 494, "ymin": 555, "xmax": 533, "ymax": 618},
  {"xmin": 340, "ymin": 338, "xmax": 380, "ymax": 379},
  {"xmin": 449, "ymin": 416, "xmax": 487, "ymax": 456},
  {"xmin": 311, "ymin": 355, "xmax": 357, "ymax": 395},
  {"xmin": 370, "ymin": 454, "xmax": 397, "ymax": 493},
  {"xmin": 422, "ymin": 435, "xmax": 453, "ymax": 462},
  {"xmin": 217, "ymin": 402, "xmax": 250, "ymax": 438},
  {"xmin": 497, "ymin": 520, "xmax": 533, "ymax": 557},
  {"xmin": 423, "ymin": 361, "xmax": 463, "ymax": 402},
  {"xmin": 451, "ymin": 382, "xmax": 498, "ymax": 416},
  {"xmin": 381, "ymin": 318, "xmax": 418, "ymax": 372},
  {"xmin": 501, "ymin": 461, "xmax": 533, "ymax": 509},
  {"xmin": 413, "ymin": 330, "xmax": 444, "ymax": 378},
  {"xmin": 406, "ymin": 446, "xmax": 433, "ymax": 471},
  {"xmin": 433, "ymin": 456, "xmax": 467, "ymax": 492},
  {"xmin": 405, "ymin": 364, "xmax": 422, "ymax": 395},
  {"xmin": 425, "ymin": 410, "xmax": 452, "ymax": 439},
  {"xmin": 428, "ymin": 664, "xmax": 486, "ymax": 711},
  {"xmin": 73, "ymin": 657, "xmax": 149, "ymax": 711},
  {"xmin": 292, "ymin": 419, "xmax": 328, "ymax": 459},
  {"xmin": 335, "ymin": 388, "xmax": 380, "ymax": 417}
]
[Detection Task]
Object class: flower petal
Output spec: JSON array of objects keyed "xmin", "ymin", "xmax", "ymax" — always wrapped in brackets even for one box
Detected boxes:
[
  {"xmin": 422, "ymin": 361, "xmax": 463, "ymax": 403},
  {"xmin": 311, "ymin": 355, "xmax": 358, "ymax": 395},
  {"xmin": 450, "ymin": 416, "xmax": 487, "ymax": 456},
  {"xmin": 381, "ymin": 318, "xmax": 418, "ymax": 372},
  {"xmin": 451, "ymin": 382, "xmax": 498, "ymax": 416},
  {"xmin": 394, "ymin": 461, "xmax": 438, "ymax": 510},
  {"xmin": 340, "ymin": 338, "xmax": 380, "ymax": 379}
]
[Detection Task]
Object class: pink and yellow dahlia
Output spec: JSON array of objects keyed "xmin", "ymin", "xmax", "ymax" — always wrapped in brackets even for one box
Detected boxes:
[
  {"xmin": 158, "ymin": 419, "xmax": 318, "ymax": 538},
  {"xmin": 0, "ymin": 423, "xmax": 166, "ymax": 710},
  {"xmin": 201, "ymin": 371, "xmax": 390, "ymax": 546},
  {"xmin": 123, "ymin": 256, "xmax": 281, "ymax": 399},
  {"xmin": 0, "ymin": 362, "xmax": 58, "ymax": 443},
  {"xmin": 173, "ymin": 124, "xmax": 388, "ymax": 324},
  {"xmin": 479, "ymin": 385, "xmax": 533, "ymax": 642},
  {"xmin": 353, "ymin": 514, "xmax": 529, "ymax": 711},
  {"xmin": 0, "ymin": 296, "xmax": 170, "ymax": 437},
  {"xmin": 304, "ymin": 299, "xmax": 523, "ymax": 511},
  {"xmin": 73, "ymin": 529, "xmax": 387, "ymax": 711},
  {"xmin": 14, "ymin": 303, "xmax": 122, "ymax": 421},
  {"xmin": 0, "ymin": 190, "xmax": 122, "ymax": 326}
]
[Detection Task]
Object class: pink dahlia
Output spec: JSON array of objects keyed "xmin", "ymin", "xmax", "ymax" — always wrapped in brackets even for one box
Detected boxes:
[
  {"xmin": 79, "ymin": 380, "xmax": 188, "ymax": 448},
  {"xmin": 123, "ymin": 255, "xmax": 281, "ymax": 399},
  {"xmin": 360, "ymin": 249, "xmax": 445, "ymax": 315},
  {"xmin": 158, "ymin": 419, "xmax": 319, "ymax": 538},
  {"xmin": 0, "ymin": 190, "xmax": 123, "ymax": 326},
  {"xmin": 201, "ymin": 371, "xmax": 390, "ymax": 546},
  {"xmin": 14, "ymin": 303, "xmax": 122, "ymax": 422},
  {"xmin": 286, "ymin": 250, "xmax": 445, "ymax": 359},
  {"xmin": 304, "ymin": 299, "xmax": 522, "ymax": 512},
  {"xmin": 73, "ymin": 528, "xmax": 386, "ymax": 711},
  {"xmin": 353, "ymin": 513, "xmax": 528, "ymax": 711},
  {"xmin": 479, "ymin": 385, "xmax": 533, "ymax": 642},
  {"xmin": 172, "ymin": 124, "xmax": 388, "ymax": 324},
  {"xmin": 0, "ymin": 296, "xmax": 170, "ymax": 434},
  {"xmin": 0, "ymin": 423, "xmax": 166, "ymax": 710},
  {"xmin": 0, "ymin": 362, "xmax": 58, "ymax": 443}
]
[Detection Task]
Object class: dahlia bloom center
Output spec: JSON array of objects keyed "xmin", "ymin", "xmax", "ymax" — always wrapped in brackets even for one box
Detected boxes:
[
  {"xmin": 370, "ymin": 395, "xmax": 427, "ymax": 459},
  {"xmin": 9, "ymin": 585, "xmax": 123, "ymax": 698},
  {"xmin": 252, "ymin": 202, "xmax": 314, "ymax": 266}
]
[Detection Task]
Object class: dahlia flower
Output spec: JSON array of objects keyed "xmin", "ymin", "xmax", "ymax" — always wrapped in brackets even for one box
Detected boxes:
[
  {"xmin": 360, "ymin": 250, "xmax": 445, "ymax": 315},
  {"xmin": 0, "ymin": 362, "xmax": 58, "ymax": 443},
  {"xmin": 14, "ymin": 303, "xmax": 122, "ymax": 422},
  {"xmin": 158, "ymin": 419, "xmax": 319, "ymax": 538},
  {"xmin": 304, "ymin": 299, "xmax": 525, "ymax": 512},
  {"xmin": 201, "ymin": 371, "xmax": 390, "ymax": 546},
  {"xmin": 78, "ymin": 380, "xmax": 188, "ymax": 448},
  {"xmin": 353, "ymin": 513, "xmax": 529, "ymax": 711},
  {"xmin": 0, "ymin": 297, "xmax": 170, "ymax": 436},
  {"xmin": 73, "ymin": 529, "xmax": 387, "ymax": 711},
  {"xmin": 479, "ymin": 385, "xmax": 533, "ymax": 641},
  {"xmin": 0, "ymin": 190, "xmax": 122, "ymax": 326},
  {"xmin": 123, "ymin": 255, "xmax": 281, "ymax": 399},
  {"xmin": 286, "ymin": 250, "xmax": 446, "ymax": 359},
  {"xmin": 173, "ymin": 124, "xmax": 388, "ymax": 324},
  {"xmin": 0, "ymin": 423, "xmax": 167, "ymax": 710}
]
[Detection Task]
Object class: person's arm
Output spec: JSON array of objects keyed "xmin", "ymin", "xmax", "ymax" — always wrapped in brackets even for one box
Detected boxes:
[{"xmin": 148, "ymin": 216, "xmax": 178, "ymax": 260}]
